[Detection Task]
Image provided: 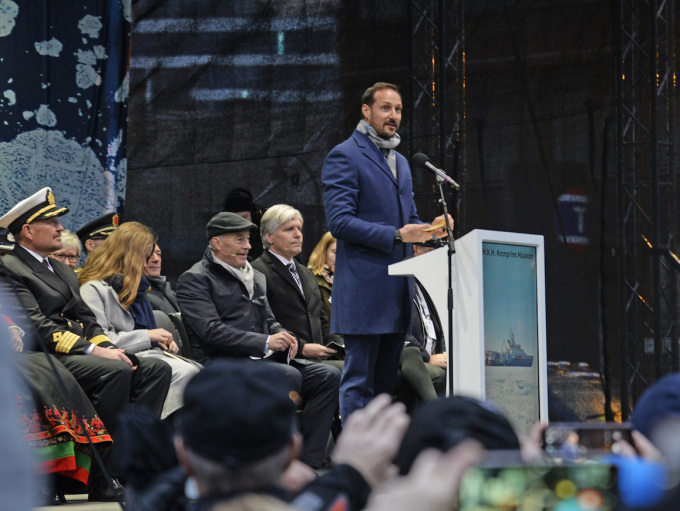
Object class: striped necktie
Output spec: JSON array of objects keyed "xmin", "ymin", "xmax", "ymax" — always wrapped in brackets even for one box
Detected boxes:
[{"xmin": 287, "ymin": 263, "xmax": 304, "ymax": 295}]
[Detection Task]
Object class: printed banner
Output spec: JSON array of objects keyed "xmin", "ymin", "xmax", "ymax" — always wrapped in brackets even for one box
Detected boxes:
[{"xmin": 0, "ymin": 0, "xmax": 129, "ymax": 232}]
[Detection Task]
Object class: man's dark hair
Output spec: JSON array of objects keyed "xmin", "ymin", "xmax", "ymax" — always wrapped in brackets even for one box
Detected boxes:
[{"xmin": 361, "ymin": 82, "xmax": 401, "ymax": 107}]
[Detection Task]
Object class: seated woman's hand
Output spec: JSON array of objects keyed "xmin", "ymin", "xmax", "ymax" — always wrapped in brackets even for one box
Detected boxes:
[{"xmin": 149, "ymin": 328, "xmax": 175, "ymax": 351}]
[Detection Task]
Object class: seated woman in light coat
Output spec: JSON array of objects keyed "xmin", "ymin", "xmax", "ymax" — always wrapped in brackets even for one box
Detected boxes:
[{"xmin": 78, "ymin": 221, "xmax": 201, "ymax": 419}]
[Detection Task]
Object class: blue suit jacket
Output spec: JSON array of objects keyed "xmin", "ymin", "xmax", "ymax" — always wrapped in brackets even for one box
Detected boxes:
[{"xmin": 322, "ymin": 130, "xmax": 421, "ymax": 335}]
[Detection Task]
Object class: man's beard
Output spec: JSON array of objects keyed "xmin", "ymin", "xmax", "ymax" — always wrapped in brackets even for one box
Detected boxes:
[{"xmin": 378, "ymin": 124, "xmax": 398, "ymax": 139}]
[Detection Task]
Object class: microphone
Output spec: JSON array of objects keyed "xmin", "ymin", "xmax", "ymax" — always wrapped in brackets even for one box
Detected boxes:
[
  {"xmin": 216, "ymin": 248, "xmax": 247, "ymax": 257},
  {"xmin": 411, "ymin": 153, "xmax": 460, "ymax": 190}
]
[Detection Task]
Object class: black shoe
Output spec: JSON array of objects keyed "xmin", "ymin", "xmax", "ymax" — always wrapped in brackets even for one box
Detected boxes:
[
  {"xmin": 87, "ymin": 477, "xmax": 124, "ymax": 502},
  {"xmin": 40, "ymin": 486, "xmax": 67, "ymax": 505}
]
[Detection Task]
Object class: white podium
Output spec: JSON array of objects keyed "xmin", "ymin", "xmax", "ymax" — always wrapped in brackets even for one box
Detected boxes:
[{"xmin": 389, "ymin": 229, "xmax": 548, "ymax": 434}]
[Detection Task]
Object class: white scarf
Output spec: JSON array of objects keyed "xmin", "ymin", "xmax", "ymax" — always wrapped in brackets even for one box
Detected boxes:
[
  {"xmin": 211, "ymin": 251, "xmax": 255, "ymax": 298},
  {"xmin": 356, "ymin": 119, "xmax": 400, "ymax": 179}
]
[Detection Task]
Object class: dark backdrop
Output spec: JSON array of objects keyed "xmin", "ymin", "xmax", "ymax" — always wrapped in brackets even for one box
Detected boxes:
[{"xmin": 126, "ymin": 0, "xmax": 628, "ymax": 369}]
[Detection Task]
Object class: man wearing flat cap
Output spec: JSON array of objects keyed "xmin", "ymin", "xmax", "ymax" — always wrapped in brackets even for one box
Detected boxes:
[
  {"xmin": 0, "ymin": 187, "xmax": 171, "ymax": 501},
  {"xmin": 177, "ymin": 212, "xmax": 340, "ymax": 470},
  {"xmin": 76, "ymin": 211, "xmax": 120, "ymax": 258}
]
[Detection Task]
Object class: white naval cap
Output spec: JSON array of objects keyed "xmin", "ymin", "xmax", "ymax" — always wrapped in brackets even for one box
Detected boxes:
[{"xmin": 0, "ymin": 187, "xmax": 69, "ymax": 234}]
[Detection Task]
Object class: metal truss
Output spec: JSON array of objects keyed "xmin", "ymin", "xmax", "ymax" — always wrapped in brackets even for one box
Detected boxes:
[
  {"xmin": 408, "ymin": 0, "xmax": 465, "ymax": 228},
  {"xmin": 615, "ymin": 0, "xmax": 677, "ymax": 419}
]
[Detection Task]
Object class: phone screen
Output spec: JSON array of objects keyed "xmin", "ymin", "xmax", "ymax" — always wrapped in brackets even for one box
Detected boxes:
[
  {"xmin": 459, "ymin": 464, "xmax": 619, "ymax": 511},
  {"xmin": 543, "ymin": 423, "xmax": 633, "ymax": 460}
]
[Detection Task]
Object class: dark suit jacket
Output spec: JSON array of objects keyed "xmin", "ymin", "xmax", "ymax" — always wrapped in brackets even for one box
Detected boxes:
[
  {"xmin": 251, "ymin": 251, "xmax": 343, "ymax": 356},
  {"xmin": 176, "ymin": 248, "xmax": 287, "ymax": 364},
  {"xmin": 146, "ymin": 276, "xmax": 180, "ymax": 314},
  {"xmin": 322, "ymin": 129, "xmax": 421, "ymax": 335},
  {"xmin": 404, "ymin": 279, "xmax": 445, "ymax": 363},
  {"xmin": 0, "ymin": 245, "xmax": 114, "ymax": 354}
]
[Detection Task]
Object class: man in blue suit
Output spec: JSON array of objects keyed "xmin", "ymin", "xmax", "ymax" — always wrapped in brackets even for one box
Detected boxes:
[{"xmin": 322, "ymin": 82, "xmax": 450, "ymax": 418}]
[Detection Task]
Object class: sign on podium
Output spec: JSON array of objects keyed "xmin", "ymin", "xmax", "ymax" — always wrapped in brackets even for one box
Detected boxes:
[{"xmin": 389, "ymin": 229, "xmax": 548, "ymax": 434}]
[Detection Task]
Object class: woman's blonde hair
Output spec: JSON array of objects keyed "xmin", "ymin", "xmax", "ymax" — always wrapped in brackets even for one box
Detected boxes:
[
  {"xmin": 307, "ymin": 232, "xmax": 336, "ymax": 276},
  {"xmin": 59, "ymin": 230, "xmax": 82, "ymax": 257},
  {"xmin": 78, "ymin": 221, "xmax": 157, "ymax": 307}
]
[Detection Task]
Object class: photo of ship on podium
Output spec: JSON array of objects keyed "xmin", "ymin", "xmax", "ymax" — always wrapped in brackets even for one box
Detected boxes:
[
  {"xmin": 482, "ymin": 241, "xmax": 541, "ymax": 433},
  {"xmin": 389, "ymin": 230, "xmax": 547, "ymax": 434}
]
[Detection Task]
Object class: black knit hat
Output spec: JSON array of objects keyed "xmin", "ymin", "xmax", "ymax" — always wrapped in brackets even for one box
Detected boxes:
[
  {"xmin": 631, "ymin": 372, "xmax": 680, "ymax": 438},
  {"xmin": 178, "ymin": 360, "xmax": 296, "ymax": 467},
  {"xmin": 223, "ymin": 188, "xmax": 255, "ymax": 214},
  {"xmin": 395, "ymin": 396, "xmax": 520, "ymax": 474}
]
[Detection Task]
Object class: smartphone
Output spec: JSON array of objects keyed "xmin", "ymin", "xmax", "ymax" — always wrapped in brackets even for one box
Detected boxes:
[
  {"xmin": 459, "ymin": 463, "xmax": 619, "ymax": 511},
  {"xmin": 543, "ymin": 422, "xmax": 633, "ymax": 460},
  {"xmin": 326, "ymin": 341, "xmax": 345, "ymax": 359}
]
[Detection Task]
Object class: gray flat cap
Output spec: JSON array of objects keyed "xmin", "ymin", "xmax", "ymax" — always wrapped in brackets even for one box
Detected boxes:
[{"xmin": 206, "ymin": 212, "xmax": 256, "ymax": 239}]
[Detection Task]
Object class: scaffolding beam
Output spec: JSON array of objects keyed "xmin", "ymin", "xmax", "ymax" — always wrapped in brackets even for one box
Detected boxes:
[
  {"xmin": 408, "ymin": 0, "xmax": 465, "ymax": 229},
  {"xmin": 615, "ymin": 0, "xmax": 677, "ymax": 419}
]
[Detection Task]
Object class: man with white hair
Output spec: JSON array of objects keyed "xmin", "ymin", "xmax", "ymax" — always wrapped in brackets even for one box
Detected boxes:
[
  {"xmin": 252, "ymin": 204, "xmax": 343, "ymax": 367},
  {"xmin": 177, "ymin": 212, "xmax": 340, "ymax": 469}
]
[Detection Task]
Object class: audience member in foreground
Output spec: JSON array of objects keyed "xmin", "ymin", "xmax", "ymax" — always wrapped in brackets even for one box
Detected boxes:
[
  {"xmin": 177, "ymin": 212, "xmax": 339, "ymax": 469},
  {"xmin": 625, "ymin": 372, "xmax": 680, "ymax": 508},
  {"xmin": 395, "ymin": 395, "xmax": 520, "ymax": 475},
  {"xmin": 316, "ymin": 395, "xmax": 481, "ymax": 511},
  {"xmin": 174, "ymin": 359, "xmax": 429, "ymax": 511},
  {"xmin": 79, "ymin": 222, "xmax": 200, "ymax": 419},
  {"xmin": 0, "ymin": 293, "xmax": 41, "ymax": 511},
  {"xmin": 631, "ymin": 371, "xmax": 680, "ymax": 447},
  {"xmin": 113, "ymin": 406, "xmax": 187, "ymax": 511},
  {"xmin": 365, "ymin": 441, "xmax": 483, "ymax": 511},
  {"xmin": 175, "ymin": 360, "xmax": 351, "ymax": 510},
  {"xmin": 0, "ymin": 187, "xmax": 171, "ymax": 501},
  {"xmin": 49, "ymin": 229, "xmax": 82, "ymax": 270}
]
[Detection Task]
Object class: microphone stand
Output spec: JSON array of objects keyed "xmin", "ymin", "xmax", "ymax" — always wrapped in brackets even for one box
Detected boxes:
[{"xmin": 434, "ymin": 176, "xmax": 456, "ymax": 396}]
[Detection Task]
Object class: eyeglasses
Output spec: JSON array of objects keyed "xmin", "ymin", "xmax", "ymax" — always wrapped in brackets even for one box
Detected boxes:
[{"xmin": 52, "ymin": 253, "xmax": 79, "ymax": 263}]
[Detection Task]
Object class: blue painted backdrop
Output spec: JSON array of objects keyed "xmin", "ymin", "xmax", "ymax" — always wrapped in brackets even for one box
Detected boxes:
[{"xmin": 0, "ymin": 0, "xmax": 129, "ymax": 232}]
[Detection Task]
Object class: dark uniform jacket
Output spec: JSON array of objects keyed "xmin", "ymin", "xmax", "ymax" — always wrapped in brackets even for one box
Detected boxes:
[
  {"xmin": 252, "ymin": 251, "xmax": 343, "ymax": 356},
  {"xmin": 176, "ymin": 248, "xmax": 287, "ymax": 364},
  {"xmin": 1, "ymin": 245, "xmax": 114, "ymax": 354}
]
